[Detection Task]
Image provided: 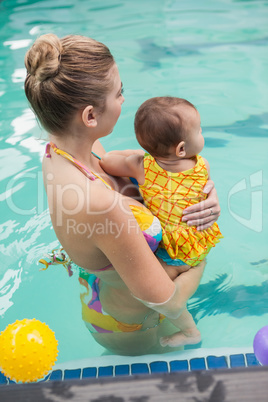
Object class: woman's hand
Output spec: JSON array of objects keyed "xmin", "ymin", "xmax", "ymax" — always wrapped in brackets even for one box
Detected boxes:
[{"xmin": 181, "ymin": 180, "xmax": 220, "ymax": 231}]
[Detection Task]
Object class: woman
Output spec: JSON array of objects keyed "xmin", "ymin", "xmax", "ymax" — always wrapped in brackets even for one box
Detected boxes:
[{"xmin": 24, "ymin": 34, "xmax": 220, "ymax": 355}]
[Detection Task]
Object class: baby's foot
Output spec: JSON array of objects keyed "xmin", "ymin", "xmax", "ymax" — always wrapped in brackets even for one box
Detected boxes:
[{"xmin": 160, "ymin": 328, "xmax": 201, "ymax": 347}]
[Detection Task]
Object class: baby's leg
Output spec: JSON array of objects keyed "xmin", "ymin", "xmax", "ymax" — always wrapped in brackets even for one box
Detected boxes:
[
  {"xmin": 137, "ymin": 260, "xmax": 206, "ymax": 324},
  {"xmin": 160, "ymin": 309, "xmax": 201, "ymax": 347},
  {"xmin": 167, "ymin": 259, "xmax": 206, "ymax": 316},
  {"xmin": 159, "ymin": 260, "xmax": 205, "ymax": 347}
]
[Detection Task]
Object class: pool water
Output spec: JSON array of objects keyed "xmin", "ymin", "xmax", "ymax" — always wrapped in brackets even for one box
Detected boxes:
[{"xmin": 0, "ymin": 0, "xmax": 268, "ymax": 365}]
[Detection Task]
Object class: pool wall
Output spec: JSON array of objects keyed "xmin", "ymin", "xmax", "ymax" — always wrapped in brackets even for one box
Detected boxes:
[{"xmin": 0, "ymin": 347, "xmax": 260, "ymax": 385}]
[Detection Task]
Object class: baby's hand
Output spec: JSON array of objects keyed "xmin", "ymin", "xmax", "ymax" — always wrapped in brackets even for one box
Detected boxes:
[
  {"xmin": 164, "ymin": 265, "xmax": 183, "ymax": 281},
  {"xmin": 158, "ymin": 257, "xmax": 191, "ymax": 281}
]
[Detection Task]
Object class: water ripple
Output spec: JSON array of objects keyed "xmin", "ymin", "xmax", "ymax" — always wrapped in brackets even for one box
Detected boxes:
[
  {"xmin": 0, "ymin": 265, "xmax": 22, "ymax": 316},
  {"xmin": 3, "ymin": 39, "xmax": 32, "ymax": 50}
]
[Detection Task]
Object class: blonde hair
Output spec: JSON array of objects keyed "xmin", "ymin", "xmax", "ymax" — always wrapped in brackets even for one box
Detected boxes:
[{"xmin": 24, "ymin": 34, "xmax": 115, "ymax": 134}]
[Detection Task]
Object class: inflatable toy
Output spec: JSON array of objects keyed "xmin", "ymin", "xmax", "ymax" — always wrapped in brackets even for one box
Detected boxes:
[
  {"xmin": 0, "ymin": 318, "xmax": 58, "ymax": 383},
  {"xmin": 253, "ymin": 325, "xmax": 268, "ymax": 365}
]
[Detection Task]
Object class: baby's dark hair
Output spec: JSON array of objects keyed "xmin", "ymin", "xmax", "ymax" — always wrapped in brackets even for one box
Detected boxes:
[{"xmin": 134, "ymin": 97, "xmax": 197, "ymax": 158}]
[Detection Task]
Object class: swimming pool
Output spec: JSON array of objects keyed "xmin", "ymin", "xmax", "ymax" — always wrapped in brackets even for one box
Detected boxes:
[{"xmin": 0, "ymin": 0, "xmax": 268, "ymax": 372}]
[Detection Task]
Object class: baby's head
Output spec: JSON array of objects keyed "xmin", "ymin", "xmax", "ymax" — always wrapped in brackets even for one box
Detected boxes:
[{"xmin": 134, "ymin": 97, "xmax": 203, "ymax": 159}]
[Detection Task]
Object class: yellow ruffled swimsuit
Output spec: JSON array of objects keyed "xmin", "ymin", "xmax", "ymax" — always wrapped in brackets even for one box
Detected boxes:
[{"xmin": 139, "ymin": 153, "xmax": 223, "ymax": 267}]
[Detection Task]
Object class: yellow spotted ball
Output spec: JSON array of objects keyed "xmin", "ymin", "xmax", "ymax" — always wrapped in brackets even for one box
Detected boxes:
[{"xmin": 0, "ymin": 319, "xmax": 58, "ymax": 383}]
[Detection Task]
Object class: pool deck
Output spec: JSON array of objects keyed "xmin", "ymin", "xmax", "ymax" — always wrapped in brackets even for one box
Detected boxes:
[
  {"xmin": 0, "ymin": 348, "xmax": 266, "ymax": 400},
  {"xmin": 1, "ymin": 365, "xmax": 268, "ymax": 401}
]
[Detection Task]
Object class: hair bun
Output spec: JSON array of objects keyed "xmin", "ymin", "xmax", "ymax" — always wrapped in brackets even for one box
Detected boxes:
[{"xmin": 25, "ymin": 34, "xmax": 63, "ymax": 82}]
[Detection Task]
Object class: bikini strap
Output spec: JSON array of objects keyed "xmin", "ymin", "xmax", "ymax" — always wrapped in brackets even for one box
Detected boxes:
[
  {"xmin": 45, "ymin": 142, "xmax": 52, "ymax": 158},
  {"xmin": 46, "ymin": 142, "xmax": 113, "ymax": 190}
]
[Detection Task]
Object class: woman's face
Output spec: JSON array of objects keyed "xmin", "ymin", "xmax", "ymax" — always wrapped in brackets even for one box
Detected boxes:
[{"xmin": 97, "ymin": 63, "xmax": 125, "ymax": 137}]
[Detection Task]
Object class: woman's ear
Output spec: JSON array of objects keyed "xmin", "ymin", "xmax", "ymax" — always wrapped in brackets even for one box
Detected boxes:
[
  {"xmin": 81, "ymin": 105, "xmax": 97, "ymax": 128},
  {"xmin": 175, "ymin": 141, "xmax": 186, "ymax": 157}
]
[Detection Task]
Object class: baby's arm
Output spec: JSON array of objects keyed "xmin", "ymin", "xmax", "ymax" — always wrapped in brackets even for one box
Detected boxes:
[
  {"xmin": 100, "ymin": 152, "xmax": 145, "ymax": 184},
  {"xmin": 102, "ymin": 149, "xmax": 145, "ymax": 157}
]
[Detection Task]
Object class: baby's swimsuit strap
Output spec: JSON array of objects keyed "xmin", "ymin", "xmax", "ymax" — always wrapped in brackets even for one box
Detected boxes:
[{"xmin": 45, "ymin": 142, "xmax": 113, "ymax": 190}]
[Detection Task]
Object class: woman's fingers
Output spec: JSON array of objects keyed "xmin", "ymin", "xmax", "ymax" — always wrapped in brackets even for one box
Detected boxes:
[
  {"xmin": 196, "ymin": 218, "xmax": 219, "ymax": 231},
  {"xmin": 183, "ymin": 214, "xmax": 219, "ymax": 231},
  {"xmin": 182, "ymin": 183, "xmax": 221, "ymax": 230},
  {"xmin": 196, "ymin": 222, "xmax": 216, "ymax": 231},
  {"xmin": 182, "ymin": 203, "xmax": 220, "ymax": 222},
  {"xmin": 183, "ymin": 188, "xmax": 219, "ymax": 214},
  {"xmin": 183, "ymin": 199, "xmax": 217, "ymax": 215},
  {"xmin": 202, "ymin": 179, "xmax": 215, "ymax": 194}
]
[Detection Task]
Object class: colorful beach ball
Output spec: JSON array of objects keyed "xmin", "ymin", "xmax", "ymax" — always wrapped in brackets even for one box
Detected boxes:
[
  {"xmin": 253, "ymin": 325, "xmax": 268, "ymax": 365},
  {"xmin": 0, "ymin": 319, "xmax": 58, "ymax": 383}
]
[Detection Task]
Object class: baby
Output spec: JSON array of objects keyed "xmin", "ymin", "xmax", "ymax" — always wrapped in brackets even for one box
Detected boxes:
[{"xmin": 100, "ymin": 97, "xmax": 223, "ymax": 346}]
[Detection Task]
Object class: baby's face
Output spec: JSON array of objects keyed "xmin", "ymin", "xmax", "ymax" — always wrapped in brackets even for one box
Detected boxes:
[{"xmin": 183, "ymin": 107, "xmax": 204, "ymax": 157}]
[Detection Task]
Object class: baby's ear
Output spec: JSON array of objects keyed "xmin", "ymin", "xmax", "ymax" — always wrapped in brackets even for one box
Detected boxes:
[
  {"xmin": 81, "ymin": 105, "xmax": 97, "ymax": 128},
  {"xmin": 175, "ymin": 141, "xmax": 186, "ymax": 157}
]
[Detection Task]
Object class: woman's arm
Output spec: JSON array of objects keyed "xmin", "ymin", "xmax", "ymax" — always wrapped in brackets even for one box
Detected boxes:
[{"xmin": 84, "ymin": 186, "xmax": 175, "ymax": 304}]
